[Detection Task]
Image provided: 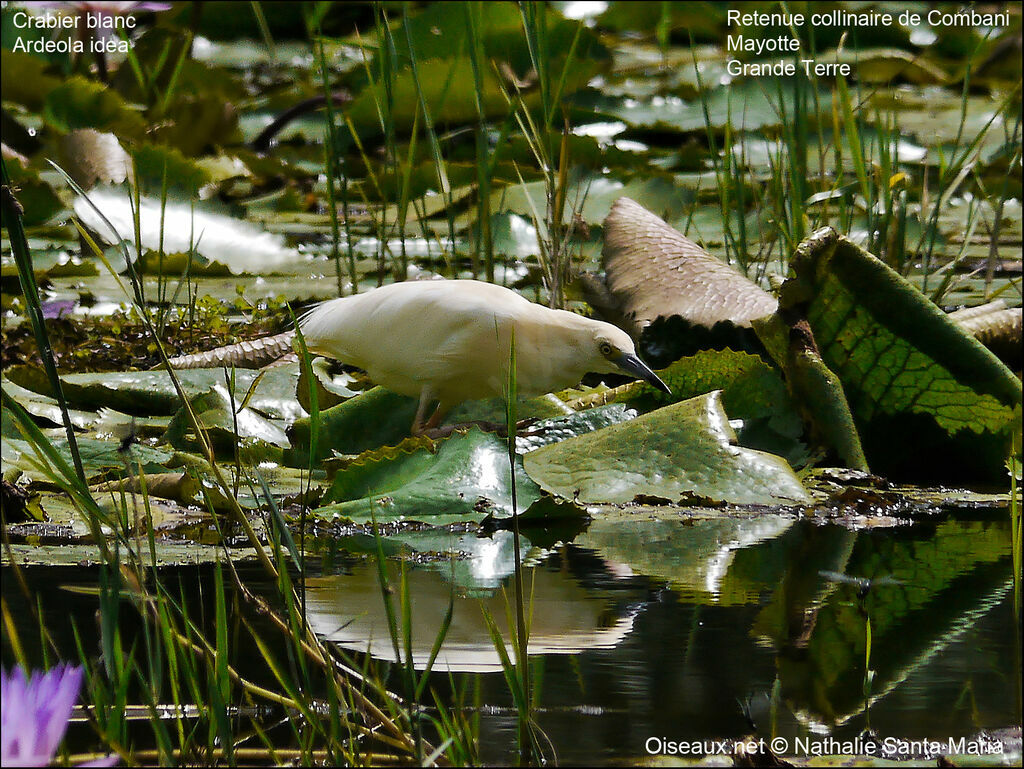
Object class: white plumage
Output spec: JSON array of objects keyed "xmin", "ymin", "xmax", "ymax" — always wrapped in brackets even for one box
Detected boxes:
[{"xmin": 299, "ymin": 279, "xmax": 669, "ymax": 433}]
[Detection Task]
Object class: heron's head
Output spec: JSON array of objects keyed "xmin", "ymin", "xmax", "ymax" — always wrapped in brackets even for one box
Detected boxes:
[{"xmin": 591, "ymin": 327, "xmax": 671, "ymax": 394}]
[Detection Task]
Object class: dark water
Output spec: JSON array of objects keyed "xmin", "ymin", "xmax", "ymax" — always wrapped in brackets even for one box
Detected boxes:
[
  {"xmin": 4, "ymin": 512, "xmax": 1019, "ymax": 764},
  {"xmin": 305, "ymin": 514, "xmax": 1019, "ymax": 763}
]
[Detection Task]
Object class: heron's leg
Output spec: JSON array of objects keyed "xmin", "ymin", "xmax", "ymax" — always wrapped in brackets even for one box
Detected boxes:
[
  {"xmin": 411, "ymin": 388, "xmax": 453, "ymax": 435},
  {"xmin": 423, "ymin": 402, "xmax": 451, "ymax": 430},
  {"xmin": 411, "ymin": 387, "xmax": 435, "ymax": 436}
]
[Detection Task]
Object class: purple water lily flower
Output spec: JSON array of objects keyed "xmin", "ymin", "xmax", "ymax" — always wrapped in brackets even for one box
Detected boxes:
[
  {"xmin": 26, "ymin": 1, "xmax": 172, "ymax": 34},
  {"xmin": 41, "ymin": 299, "xmax": 77, "ymax": 319},
  {"xmin": 29, "ymin": 2, "xmax": 172, "ymax": 16},
  {"xmin": 0, "ymin": 664, "xmax": 117, "ymax": 767},
  {"xmin": 26, "ymin": 1, "xmax": 171, "ymax": 80}
]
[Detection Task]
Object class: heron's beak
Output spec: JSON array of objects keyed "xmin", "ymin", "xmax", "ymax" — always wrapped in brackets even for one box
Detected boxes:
[{"xmin": 615, "ymin": 352, "xmax": 670, "ymax": 394}]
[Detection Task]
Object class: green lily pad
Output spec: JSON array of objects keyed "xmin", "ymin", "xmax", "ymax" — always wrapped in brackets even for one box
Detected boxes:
[
  {"xmin": 5, "ymin": 364, "xmax": 302, "ymax": 421},
  {"xmin": 345, "ymin": 4, "xmax": 606, "ymax": 141},
  {"xmin": 288, "ymin": 384, "xmax": 574, "ymax": 464},
  {"xmin": 4, "ymin": 162, "xmax": 64, "ymax": 226},
  {"xmin": 379, "ymin": 0, "xmax": 608, "ymax": 75},
  {"xmin": 43, "ymin": 77, "xmax": 147, "ymax": 140},
  {"xmin": 315, "ymin": 427, "xmax": 542, "ymax": 525},
  {"xmin": 132, "ymin": 143, "xmax": 212, "ymax": 196},
  {"xmin": 591, "ymin": 80, "xmax": 831, "ymax": 134},
  {"xmin": 146, "ymin": 93, "xmax": 242, "ymax": 156},
  {"xmin": 1, "ymin": 378, "xmax": 96, "ymax": 431},
  {"xmin": 346, "ymin": 1, "xmax": 607, "ymax": 124},
  {"xmin": 344, "ymin": 57, "xmax": 509, "ymax": 139},
  {"xmin": 288, "ymin": 386, "xmax": 419, "ymax": 463},
  {"xmin": 787, "ymin": 228, "xmax": 1022, "ymax": 483},
  {"xmin": 595, "ymin": 1, "xmax": 723, "ymax": 38},
  {"xmin": 523, "ymin": 391, "xmax": 810, "ymax": 506},
  {"xmin": 0, "ymin": 49, "xmax": 61, "ymax": 111},
  {"xmin": 623, "ymin": 349, "xmax": 808, "ymax": 466},
  {"xmin": 73, "ymin": 185, "xmax": 298, "ymax": 274},
  {"xmin": 3, "ymin": 435, "xmax": 173, "ymax": 484},
  {"xmin": 163, "ymin": 386, "xmax": 289, "ymax": 460},
  {"xmin": 515, "ymin": 403, "xmax": 638, "ymax": 452},
  {"xmin": 491, "ymin": 175, "xmax": 693, "ymax": 228},
  {"xmin": 825, "ymin": 47, "xmax": 948, "ymax": 85}
]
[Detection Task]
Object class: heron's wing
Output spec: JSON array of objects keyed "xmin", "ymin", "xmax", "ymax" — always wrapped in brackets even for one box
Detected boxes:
[{"xmin": 299, "ymin": 282, "xmax": 520, "ymax": 398}]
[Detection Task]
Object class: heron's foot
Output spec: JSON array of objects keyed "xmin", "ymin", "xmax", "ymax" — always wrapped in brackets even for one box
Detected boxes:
[{"xmin": 420, "ymin": 424, "xmax": 458, "ymax": 440}]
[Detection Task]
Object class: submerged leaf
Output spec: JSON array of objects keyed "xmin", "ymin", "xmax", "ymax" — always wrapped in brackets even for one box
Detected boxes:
[{"xmin": 515, "ymin": 403, "xmax": 638, "ymax": 453}]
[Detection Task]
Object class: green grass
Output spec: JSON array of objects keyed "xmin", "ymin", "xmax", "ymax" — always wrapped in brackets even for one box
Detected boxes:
[{"xmin": 2, "ymin": 159, "xmax": 475, "ymax": 766}]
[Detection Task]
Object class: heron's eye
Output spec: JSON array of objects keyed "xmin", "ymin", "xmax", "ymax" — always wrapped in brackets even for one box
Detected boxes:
[{"xmin": 599, "ymin": 342, "xmax": 614, "ymax": 357}]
